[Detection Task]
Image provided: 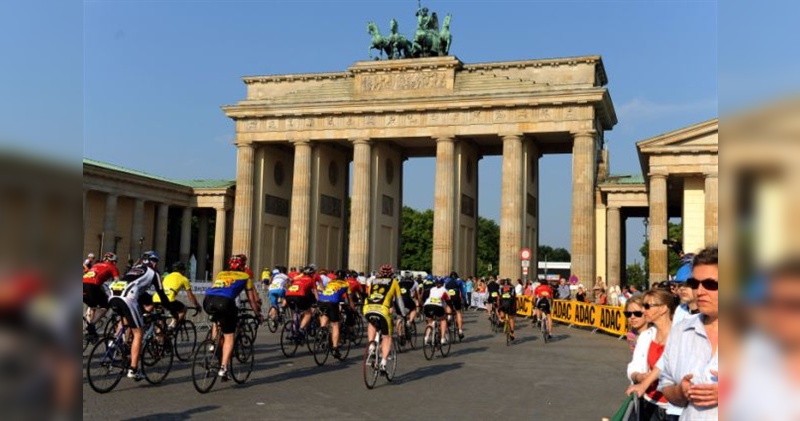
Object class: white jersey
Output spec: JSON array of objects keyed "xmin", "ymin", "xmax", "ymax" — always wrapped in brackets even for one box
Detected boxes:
[
  {"xmin": 424, "ymin": 286, "xmax": 450, "ymax": 307},
  {"xmin": 269, "ymin": 273, "xmax": 289, "ymax": 291}
]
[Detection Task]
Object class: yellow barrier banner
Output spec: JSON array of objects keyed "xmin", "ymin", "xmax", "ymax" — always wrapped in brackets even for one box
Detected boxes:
[
  {"xmin": 515, "ymin": 295, "xmax": 533, "ymax": 317},
  {"xmin": 550, "ymin": 300, "xmax": 628, "ymax": 337}
]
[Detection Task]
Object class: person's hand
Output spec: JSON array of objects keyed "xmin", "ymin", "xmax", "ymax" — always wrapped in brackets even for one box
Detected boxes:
[
  {"xmin": 193, "ymin": 307, "xmax": 202, "ymax": 317},
  {"xmin": 625, "ymin": 382, "xmax": 647, "ymax": 398},
  {"xmin": 688, "ymin": 371, "xmax": 718, "ymax": 408},
  {"xmin": 679, "ymin": 374, "xmax": 694, "ymax": 401}
]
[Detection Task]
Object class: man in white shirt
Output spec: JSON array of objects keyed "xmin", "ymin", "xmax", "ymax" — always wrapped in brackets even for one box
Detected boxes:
[{"xmin": 514, "ymin": 280, "xmax": 523, "ymax": 296}]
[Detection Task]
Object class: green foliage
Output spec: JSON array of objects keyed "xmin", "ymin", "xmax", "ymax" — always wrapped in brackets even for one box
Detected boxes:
[
  {"xmin": 639, "ymin": 222, "xmax": 684, "ymax": 279},
  {"xmin": 539, "ymin": 245, "xmax": 571, "ymax": 262},
  {"xmin": 400, "ymin": 206, "xmax": 433, "ymax": 272},
  {"xmin": 625, "ymin": 262, "xmax": 647, "ymax": 289},
  {"xmin": 476, "ymin": 217, "xmax": 499, "ymax": 278}
]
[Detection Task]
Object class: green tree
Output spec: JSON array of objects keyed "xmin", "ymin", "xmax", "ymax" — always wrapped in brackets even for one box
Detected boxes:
[
  {"xmin": 625, "ymin": 262, "xmax": 647, "ymax": 289},
  {"xmin": 639, "ymin": 222, "xmax": 683, "ymax": 279},
  {"xmin": 539, "ymin": 245, "xmax": 571, "ymax": 262},
  {"xmin": 476, "ymin": 216, "xmax": 500, "ymax": 278},
  {"xmin": 399, "ymin": 206, "xmax": 433, "ymax": 272}
]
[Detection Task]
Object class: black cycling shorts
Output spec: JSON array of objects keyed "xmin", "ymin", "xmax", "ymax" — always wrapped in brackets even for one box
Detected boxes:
[
  {"xmin": 203, "ymin": 295, "xmax": 238, "ymax": 334},
  {"xmin": 165, "ymin": 300, "xmax": 186, "ymax": 314},
  {"xmin": 286, "ymin": 295, "xmax": 315, "ymax": 312},
  {"xmin": 318, "ymin": 301, "xmax": 341, "ymax": 323},
  {"xmin": 448, "ymin": 296, "xmax": 463, "ymax": 311},
  {"xmin": 396, "ymin": 298, "xmax": 417, "ymax": 314},
  {"xmin": 83, "ymin": 283, "xmax": 109, "ymax": 309},
  {"xmin": 499, "ymin": 301, "xmax": 516, "ymax": 316},
  {"xmin": 535, "ymin": 298, "xmax": 552, "ymax": 314},
  {"xmin": 423, "ymin": 305, "xmax": 445, "ymax": 319}
]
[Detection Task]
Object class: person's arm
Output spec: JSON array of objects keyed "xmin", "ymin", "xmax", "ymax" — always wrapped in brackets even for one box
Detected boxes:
[
  {"xmin": 626, "ymin": 367, "xmax": 660, "ymax": 397},
  {"xmin": 658, "ymin": 331, "xmax": 690, "ymax": 408},
  {"xmin": 246, "ymin": 285, "xmax": 261, "ymax": 317},
  {"xmin": 627, "ymin": 328, "xmax": 653, "ymax": 382}
]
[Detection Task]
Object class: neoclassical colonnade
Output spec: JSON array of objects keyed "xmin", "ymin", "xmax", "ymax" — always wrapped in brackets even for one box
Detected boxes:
[
  {"xmin": 223, "ymin": 56, "xmax": 617, "ymax": 282},
  {"xmin": 83, "ymin": 159, "xmax": 234, "ymax": 277}
]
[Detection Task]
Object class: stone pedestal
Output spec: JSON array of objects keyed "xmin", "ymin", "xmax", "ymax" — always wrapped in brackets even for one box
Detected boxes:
[
  {"xmin": 500, "ymin": 134, "xmax": 523, "ymax": 280},
  {"xmin": 571, "ymin": 131, "xmax": 597, "ymax": 286},
  {"xmin": 348, "ymin": 139, "xmax": 372, "ymax": 273},
  {"xmin": 648, "ymin": 173, "xmax": 668, "ymax": 282},
  {"xmin": 289, "ymin": 140, "xmax": 312, "ymax": 268},
  {"xmin": 232, "ymin": 143, "xmax": 255, "ymax": 257},
  {"xmin": 433, "ymin": 136, "xmax": 456, "ymax": 276}
]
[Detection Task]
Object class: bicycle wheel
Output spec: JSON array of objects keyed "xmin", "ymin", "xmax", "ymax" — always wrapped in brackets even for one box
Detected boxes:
[
  {"xmin": 230, "ymin": 332, "xmax": 255, "ymax": 384},
  {"xmin": 267, "ymin": 310, "xmax": 279, "ymax": 333},
  {"xmin": 86, "ymin": 336, "xmax": 126, "ymax": 394},
  {"xmin": 104, "ymin": 313, "xmax": 121, "ymax": 338},
  {"xmin": 352, "ymin": 316, "xmax": 364, "ymax": 346},
  {"xmin": 440, "ymin": 328, "xmax": 451, "ymax": 357},
  {"xmin": 422, "ymin": 325, "xmax": 435, "ymax": 360},
  {"xmin": 542, "ymin": 318, "xmax": 549, "ymax": 344},
  {"xmin": 279, "ymin": 321, "xmax": 299, "ymax": 358},
  {"xmin": 142, "ymin": 334, "xmax": 173, "ymax": 384},
  {"xmin": 173, "ymin": 319, "xmax": 197, "ymax": 362},
  {"xmin": 362, "ymin": 343, "xmax": 379, "ymax": 389},
  {"xmin": 407, "ymin": 320, "xmax": 417, "ymax": 350},
  {"xmin": 313, "ymin": 327, "xmax": 330, "ymax": 366},
  {"xmin": 385, "ymin": 341, "xmax": 398, "ymax": 382},
  {"xmin": 337, "ymin": 327, "xmax": 351, "ymax": 360},
  {"xmin": 505, "ymin": 321, "xmax": 512, "ymax": 346},
  {"xmin": 191, "ymin": 339, "xmax": 218, "ymax": 393}
]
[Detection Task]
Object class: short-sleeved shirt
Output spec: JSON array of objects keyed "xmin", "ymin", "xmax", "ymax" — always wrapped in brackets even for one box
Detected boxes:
[
  {"xmin": 487, "ymin": 282, "xmax": 501, "ymax": 300},
  {"xmin": 364, "ymin": 278, "xmax": 402, "ymax": 309},
  {"xmin": 534, "ymin": 284, "xmax": 554, "ymax": 299},
  {"xmin": 153, "ymin": 271, "xmax": 191, "ymax": 303},
  {"xmin": 82, "ymin": 262, "xmax": 120, "ymax": 286},
  {"xmin": 498, "ymin": 284, "xmax": 515, "ymax": 303},
  {"xmin": 205, "ymin": 271, "xmax": 254, "ymax": 300},
  {"xmin": 445, "ymin": 279, "xmax": 464, "ymax": 301},
  {"xmin": 286, "ymin": 275, "xmax": 316, "ymax": 297},
  {"xmin": 423, "ymin": 286, "xmax": 450, "ymax": 307},
  {"xmin": 318, "ymin": 279, "xmax": 350, "ymax": 304},
  {"xmin": 346, "ymin": 277, "xmax": 363, "ymax": 296},
  {"xmin": 268, "ymin": 274, "xmax": 289, "ymax": 291}
]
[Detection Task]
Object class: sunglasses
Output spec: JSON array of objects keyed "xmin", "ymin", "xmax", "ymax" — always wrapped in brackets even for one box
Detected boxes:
[
  {"xmin": 643, "ymin": 302, "xmax": 664, "ymax": 310},
  {"xmin": 623, "ymin": 311, "xmax": 643, "ymax": 318},
  {"xmin": 687, "ymin": 278, "xmax": 719, "ymax": 291}
]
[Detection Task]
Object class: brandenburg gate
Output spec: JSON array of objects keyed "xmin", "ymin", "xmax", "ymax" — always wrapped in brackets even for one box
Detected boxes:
[{"xmin": 223, "ymin": 55, "xmax": 617, "ymax": 282}]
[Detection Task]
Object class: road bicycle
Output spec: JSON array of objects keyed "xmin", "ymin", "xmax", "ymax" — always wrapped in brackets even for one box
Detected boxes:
[
  {"xmin": 501, "ymin": 313, "xmax": 514, "ymax": 346},
  {"xmin": 422, "ymin": 313, "xmax": 451, "ymax": 360},
  {"xmin": 538, "ymin": 310, "xmax": 551, "ymax": 344},
  {"xmin": 191, "ymin": 314, "xmax": 255, "ymax": 393},
  {"xmin": 279, "ymin": 305, "xmax": 320, "ymax": 358},
  {"xmin": 312, "ymin": 312, "xmax": 351, "ymax": 366},
  {"xmin": 489, "ymin": 308, "xmax": 500, "ymax": 334},
  {"xmin": 362, "ymin": 314, "xmax": 397, "ymax": 389},
  {"xmin": 169, "ymin": 306, "xmax": 198, "ymax": 362},
  {"xmin": 395, "ymin": 313, "xmax": 417, "ymax": 351},
  {"xmin": 86, "ymin": 310, "xmax": 174, "ymax": 393}
]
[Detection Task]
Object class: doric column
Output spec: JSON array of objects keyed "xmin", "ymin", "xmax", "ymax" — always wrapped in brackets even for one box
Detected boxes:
[
  {"xmin": 180, "ymin": 206, "xmax": 192, "ymax": 264},
  {"xmin": 348, "ymin": 139, "xmax": 372, "ymax": 273},
  {"xmin": 499, "ymin": 134, "xmax": 524, "ymax": 279},
  {"xmin": 704, "ymin": 172, "xmax": 718, "ymax": 246},
  {"xmin": 570, "ymin": 131, "xmax": 597, "ymax": 287},
  {"xmin": 102, "ymin": 193, "xmax": 118, "ymax": 252},
  {"xmin": 213, "ymin": 207, "xmax": 227, "ymax": 275},
  {"xmin": 130, "ymin": 198, "xmax": 145, "ymax": 260},
  {"xmin": 197, "ymin": 210, "xmax": 209, "ymax": 280},
  {"xmin": 155, "ymin": 203, "xmax": 169, "ymax": 270},
  {"xmin": 432, "ymin": 136, "xmax": 456, "ymax": 276},
  {"xmin": 288, "ymin": 140, "xmax": 312, "ymax": 268},
  {"xmin": 606, "ymin": 206, "xmax": 621, "ymax": 288},
  {"xmin": 648, "ymin": 172, "xmax": 668, "ymax": 282},
  {"xmin": 232, "ymin": 142, "xmax": 255, "ymax": 257}
]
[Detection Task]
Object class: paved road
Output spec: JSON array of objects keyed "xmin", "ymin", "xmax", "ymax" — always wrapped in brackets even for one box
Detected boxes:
[{"xmin": 83, "ymin": 310, "xmax": 631, "ymax": 420}]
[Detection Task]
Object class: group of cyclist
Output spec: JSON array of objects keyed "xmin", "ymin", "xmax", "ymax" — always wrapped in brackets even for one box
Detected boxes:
[
  {"xmin": 483, "ymin": 276, "xmax": 555, "ymax": 341},
  {"xmin": 84, "ymin": 248, "xmax": 553, "ymax": 385}
]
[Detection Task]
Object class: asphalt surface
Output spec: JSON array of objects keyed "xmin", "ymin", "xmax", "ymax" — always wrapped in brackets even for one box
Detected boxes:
[{"xmin": 83, "ymin": 310, "xmax": 631, "ymax": 420}]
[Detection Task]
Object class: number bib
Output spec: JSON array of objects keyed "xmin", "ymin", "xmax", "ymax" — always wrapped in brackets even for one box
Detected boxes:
[
  {"xmin": 109, "ymin": 280, "xmax": 127, "ymax": 296},
  {"xmin": 501, "ymin": 293, "xmax": 511, "ymax": 299},
  {"xmin": 430, "ymin": 297, "xmax": 441, "ymax": 304},
  {"xmin": 288, "ymin": 285, "xmax": 300, "ymax": 292},
  {"xmin": 448, "ymin": 289, "xmax": 456, "ymax": 296}
]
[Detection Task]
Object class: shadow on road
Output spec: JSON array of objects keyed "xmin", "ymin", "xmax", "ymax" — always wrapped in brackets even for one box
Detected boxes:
[
  {"xmin": 121, "ymin": 405, "xmax": 218, "ymax": 421},
  {"xmin": 447, "ymin": 346, "xmax": 488, "ymax": 358},
  {"xmin": 392, "ymin": 362, "xmax": 463, "ymax": 385},
  {"xmin": 460, "ymin": 333, "xmax": 493, "ymax": 344}
]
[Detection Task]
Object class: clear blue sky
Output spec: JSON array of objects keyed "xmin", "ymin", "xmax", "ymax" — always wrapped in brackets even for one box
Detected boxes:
[{"xmin": 3, "ymin": 0, "xmax": 723, "ymax": 265}]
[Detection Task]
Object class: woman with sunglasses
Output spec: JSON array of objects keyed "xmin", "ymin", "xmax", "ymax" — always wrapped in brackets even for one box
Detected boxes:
[
  {"xmin": 624, "ymin": 296, "xmax": 647, "ymax": 352},
  {"xmin": 625, "ymin": 289, "xmax": 678, "ymax": 420}
]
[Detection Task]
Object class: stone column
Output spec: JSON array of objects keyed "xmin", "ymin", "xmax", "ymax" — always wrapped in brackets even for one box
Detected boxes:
[
  {"xmin": 704, "ymin": 172, "xmax": 718, "ymax": 246},
  {"xmin": 570, "ymin": 131, "xmax": 597, "ymax": 287},
  {"xmin": 433, "ymin": 136, "xmax": 456, "ymax": 276},
  {"xmin": 102, "ymin": 193, "xmax": 118, "ymax": 252},
  {"xmin": 648, "ymin": 173, "xmax": 668, "ymax": 282},
  {"xmin": 606, "ymin": 206, "xmax": 621, "ymax": 288},
  {"xmin": 180, "ymin": 206, "xmax": 192, "ymax": 264},
  {"xmin": 155, "ymin": 203, "xmax": 169, "ymax": 270},
  {"xmin": 348, "ymin": 139, "xmax": 372, "ymax": 273},
  {"xmin": 213, "ymin": 207, "xmax": 227, "ymax": 275},
  {"xmin": 289, "ymin": 140, "xmax": 312, "ymax": 268},
  {"xmin": 232, "ymin": 142, "xmax": 255, "ymax": 257},
  {"xmin": 130, "ymin": 198, "xmax": 145, "ymax": 260},
  {"xmin": 197, "ymin": 210, "xmax": 209, "ymax": 280},
  {"xmin": 499, "ymin": 134, "xmax": 523, "ymax": 279}
]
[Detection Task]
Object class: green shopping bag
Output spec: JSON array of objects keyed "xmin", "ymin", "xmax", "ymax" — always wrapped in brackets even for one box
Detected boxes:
[{"xmin": 610, "ymin": 394, "xmax": 640, "ymax": 421}]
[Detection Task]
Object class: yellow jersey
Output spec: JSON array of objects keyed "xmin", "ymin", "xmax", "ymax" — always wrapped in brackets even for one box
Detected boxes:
[{"xmin": 152, "ymin": 272, "xmax": 191, "ymax": 303}]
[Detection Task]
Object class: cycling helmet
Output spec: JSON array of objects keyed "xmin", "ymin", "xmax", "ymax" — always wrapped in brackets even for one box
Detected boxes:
[
  {"xmin": 103, "ymin": 252, "xmax": 118, "ymax": 262},
  {"xmin": 228, "ymin": 254, "xmax": 247, "ymax": 271},
  {"xmin": 302, "ymin": 265, "xmax": 316, "ymax": 275},
  {"xmin": 142, "ymin": 250, "xmax": 159, "ymax": 261},
  {"xmin": 172, "ymin": 261, "xmax": 186, "ymax": 272},
  {"xmin": 425, "ymin": 275, "xmax": 434, "ymax": 281},
  {"xmin": 378, "ymin": 264, "xmax": 394, "ymax": 278},
  {"xmin": 335, "ymin": 269, "xmax": 348, "ymax": 280},
  {"xmin": 434, "ymin": 276, "xmax": 445, "ymax": 285}
]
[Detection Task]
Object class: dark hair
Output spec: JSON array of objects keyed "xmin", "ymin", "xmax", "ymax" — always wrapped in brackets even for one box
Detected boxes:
[
  {"xmin": 693, "ymin": 246, "xmax": 718, "ymax": 267},
  {"xmin": 643, "ymin": 289, "xmax": 678, "ymax": 318}
]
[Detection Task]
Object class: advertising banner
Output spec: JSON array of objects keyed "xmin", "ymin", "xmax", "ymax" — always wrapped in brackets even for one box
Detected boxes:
[{"xmin": 549, "ymin": 299, "xmax": 627, "ymax": 336}]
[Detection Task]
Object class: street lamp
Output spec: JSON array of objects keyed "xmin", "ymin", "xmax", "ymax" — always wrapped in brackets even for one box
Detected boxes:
[{"xmin": 642, "ymin": 217, "xmax": 649, "ymax": 240}]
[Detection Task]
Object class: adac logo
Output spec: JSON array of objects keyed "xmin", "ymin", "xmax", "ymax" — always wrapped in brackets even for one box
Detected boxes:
[
  {"xmin": 552, "ymin": 300, "xmax": 572, "ymax": 320},
  {"xmin": 599, "ymin": 307, "xmax": 622, "ymax": 332}
]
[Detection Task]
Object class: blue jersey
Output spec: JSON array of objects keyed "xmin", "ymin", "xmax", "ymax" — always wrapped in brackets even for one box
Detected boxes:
[
  {"xmin": 445, "ymin": 279, "xmax": 465, "ymax": 300},
  {"xmin": 317, "ymin": 279, "xmax": 350, "ymax": 303},
  {"xmin": 205, "ymin": 271, "xmax": 253, "ymax": 300}
]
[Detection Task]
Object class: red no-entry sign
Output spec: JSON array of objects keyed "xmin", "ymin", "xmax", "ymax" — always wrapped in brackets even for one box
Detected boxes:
[{"xmin": 520, "ymin": 248, "xmax": 531, "ymax": 261}]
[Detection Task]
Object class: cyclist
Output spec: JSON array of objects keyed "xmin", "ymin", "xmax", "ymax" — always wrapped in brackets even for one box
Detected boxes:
[
  {"xmin": 83, "ymin": 253, "xmax": 96, "ymax": 273},
  {"xmin": 82, "ymin": 252, "xmax": 120, "ymax": 340},
  {"xmin": 267, "ymin": 266, "xmax": 289, "ymax": 321},
  {"xmin": 203, "ymin": 256, "xmax": 261, "ymax": 380},
  {"xmin": 317, "ymin": 269, "xmax": 355, "ymax": 359},
  {"xmin": 534, "ymin": 280, "xmax": 555, "ymax": 338},
  {"xmin": 285, "ymin": 265, "xmax": 319, "ymax": 338},
  {"xmin": 152, "ymin": 262, "xmax": 201, "ymax": 327},
  {"xmin": 444, "ymin": 272, "xmax": 466, "ymax": 340},
  {"xmin": 108, "ymin": 251, "xmax": 175, "ymax": 381},
  {"xmin": 422, "ymin": 277, "xmax": 450, "ymax": 345},
  {"xmin": 363, "ymin": 264, "xmax": 406, "ymax": 372},
  {"xmin": 397, "ymin": 274, "xmax": 421, "ymax": 340},
  {"xmin": 346, "ymin": 270, "xmax": 364, "ymax": 305},
  {"xmin": 497, "ymin": 278, "xmax": 517, "ymax": 341},
  {"xmin": 486, "ymin": 276, "xmax": 500, "ymax": 321}
]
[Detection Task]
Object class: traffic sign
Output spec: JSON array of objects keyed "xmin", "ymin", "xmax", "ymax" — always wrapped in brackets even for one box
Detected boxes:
[
  {"xmin": 521, "ymin": 260, "xmax": 530, "ymax": 268},
  {"xmin": 522, "ymin": 267, "xmax": 529, "ymax": 275},
  {"xmin": 520, "ymin": 248, "xmax": 531, "ymax": 260}
]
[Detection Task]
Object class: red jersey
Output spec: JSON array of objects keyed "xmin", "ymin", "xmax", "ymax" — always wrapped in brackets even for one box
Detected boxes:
[
  {"xmin": 534, "ymin": 284, "xmax": 554, "ymax": 298},
  {"xmin": 287, "ymin": 271, "xmax": 299, "ymax": 279},
  {"xmin": 82, "ymin": 262, "xmax": 119, "ymax": 286},
  {"xmin": 346, "ymin": 277, "xmax": 363, "ymax": 296},
  {"xmin": 286, "ymin": 275, "xmax": 316, "ymax": 297}
]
